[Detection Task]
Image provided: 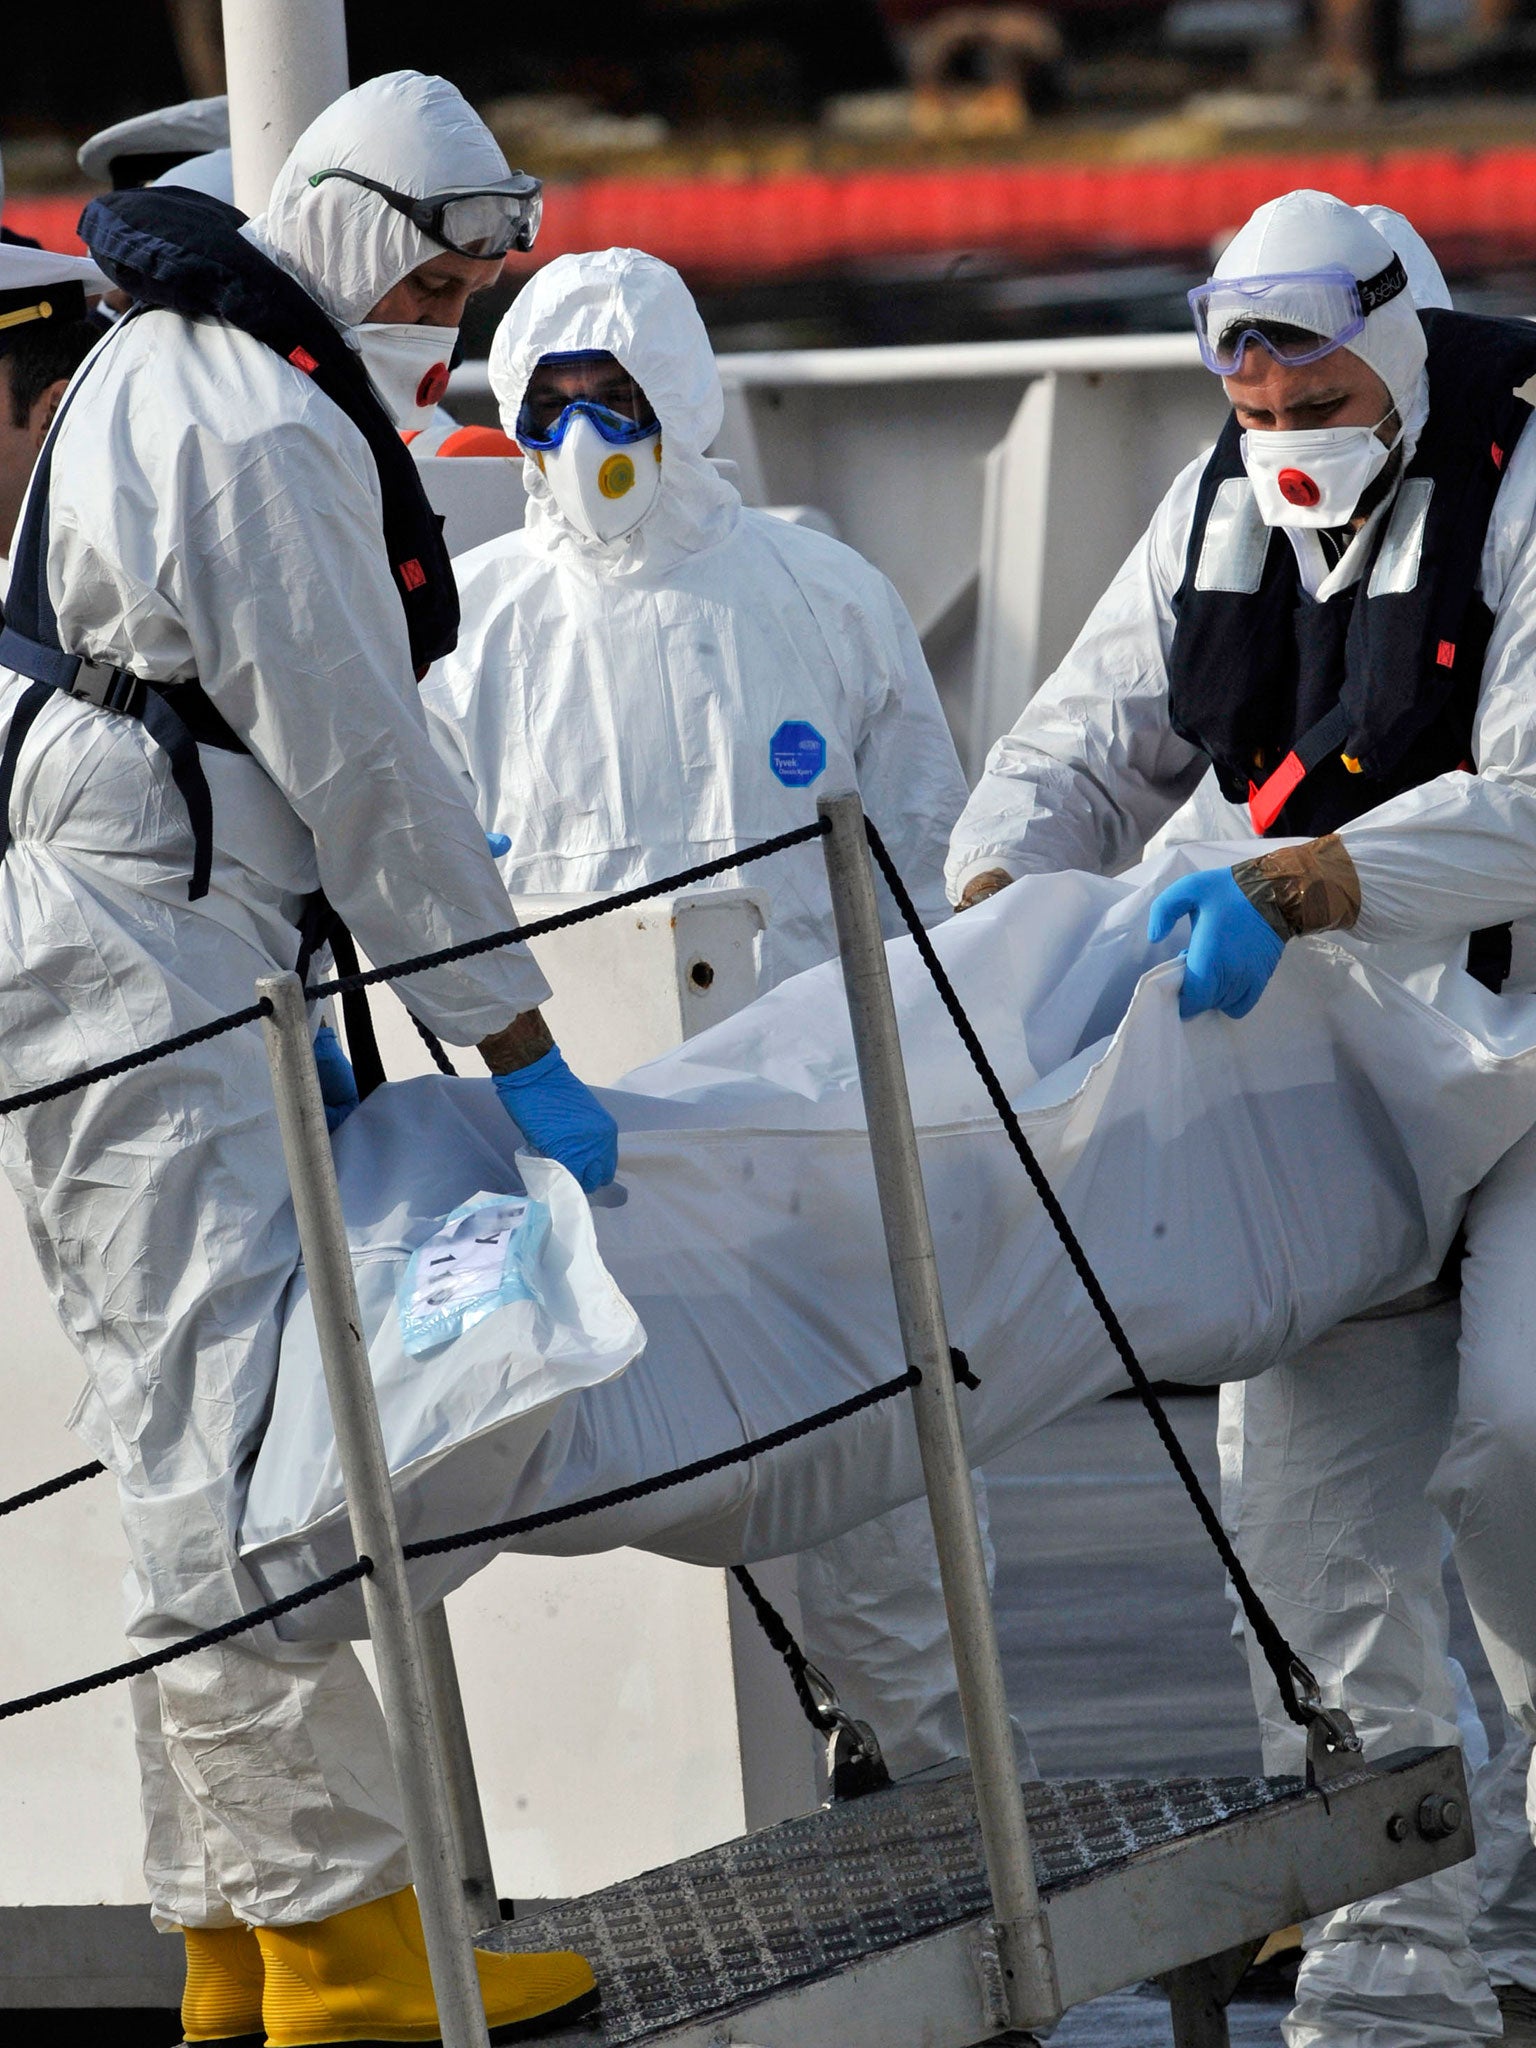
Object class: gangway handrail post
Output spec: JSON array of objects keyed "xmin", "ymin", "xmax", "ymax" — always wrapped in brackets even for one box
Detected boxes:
[
  {"xmin": 259, "ymin": 971, "xmax": 492, "ymax": 2048},
  {"xmin": 818, "ymin": 792, "xmax": 1061, "ymax": 2032},
  {"xmin": 419, "ymin": 1600, "xmax": 502, "ymax": 1933}
]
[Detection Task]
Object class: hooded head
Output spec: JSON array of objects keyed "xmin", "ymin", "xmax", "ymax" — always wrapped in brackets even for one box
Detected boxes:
[
  {"xmin": 1203, "ymin": 189, "xmax": 1431, "ymax": 464},
  {"xmin": 1354, "ymin": 203, "xmax": 1452, "ymax": 314},
  {"xmin": 245, "ymin": 71, "xmax": 513, "ymax": 330},
  {"xmin": 489, "ymin": 247, "xmax": 738, "ymax": 574}
]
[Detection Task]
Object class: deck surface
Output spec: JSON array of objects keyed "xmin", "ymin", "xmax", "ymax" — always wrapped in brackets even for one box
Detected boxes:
[{"xmin": 493, "ymin": 1770, "xmax": 1300, "ymax": 2044}]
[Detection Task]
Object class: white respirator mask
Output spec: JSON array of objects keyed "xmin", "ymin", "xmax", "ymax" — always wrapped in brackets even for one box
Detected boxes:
[
  {"xmin": 351, "ymin": 322, "xmax": 458, "ymax": 432},
  {"xmin": 1241, "ymin": 406, "xmax": 1400, "ymax": 529},
  {"xmin": 535, "ymin": 411, "xmax": 662, "ymax": 543}
]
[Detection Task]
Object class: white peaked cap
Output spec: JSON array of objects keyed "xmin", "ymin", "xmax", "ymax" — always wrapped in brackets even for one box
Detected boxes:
[
  {"xmin": 78, "ymin": 96, "xmax": 230, "ymax": 184},
  {"xmin": 151, "ymin": 149, "xmax": 236, "ymax": 208},
  {"xmin": 1211, "ymin": 189, "xmax": 1429, "ymax": 444},
  {"xmin": 0, "ymin": 242, "xmax": 109, "ymax": 296},
  {"xmin": 247, "ymin": 71, "xmax": 513, "ymax": 330}
]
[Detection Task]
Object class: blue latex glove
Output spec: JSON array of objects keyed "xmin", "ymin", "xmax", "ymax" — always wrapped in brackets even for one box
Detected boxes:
[
  {"xmin": 492, "ymin": 1047, "xmax": 619, "ymax": 1193},
  {"xmin": 1146, "ymin": 868, "xmax": 1285, "ymax": 1021},
  {"xmin": 486, "ymin": 831, "xmax": 512, "ymax": 858},
  {"xmin": 313, "ymin": 1021, "xmax": 360, "ymax": 1132}
]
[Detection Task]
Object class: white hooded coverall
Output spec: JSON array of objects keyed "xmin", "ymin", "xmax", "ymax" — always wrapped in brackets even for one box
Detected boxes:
[
  {"xmin": 425, "ymin": 247, "xmax": 992, "ymax": 1779},
  {"xmin": 1151, "ymin": 206, "xmax": 1536, "ymax": 2037},
  {"xmin": 949, "ymin": 192, "xmax": 1536, "ymax": 2046},
  {"xmin": 0, "ymin": 72, "xmax": 550, "ymax": 1929},
  {"xmin": 427, "ymin": 247, "xmax": 965, "ymax": 988}
]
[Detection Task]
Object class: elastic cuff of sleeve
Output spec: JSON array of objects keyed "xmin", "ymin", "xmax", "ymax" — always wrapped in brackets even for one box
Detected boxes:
[{"xmin": 1232, "ymin": 833, "xmax": 1362, "ymax": 939}]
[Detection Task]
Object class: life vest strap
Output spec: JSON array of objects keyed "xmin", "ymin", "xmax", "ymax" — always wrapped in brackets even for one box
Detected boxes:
[{"xmin": 1248, "ymin": 703, "xmax": 1352, "ymax": 833}]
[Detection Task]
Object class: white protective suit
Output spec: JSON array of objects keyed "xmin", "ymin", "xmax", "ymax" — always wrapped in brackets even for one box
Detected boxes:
[
  {"xmin": 1158, "ymin": 207, "xmax": 1536, "ymax": 2035},
  {"xmin": 948, "ymin": 192, "xmax": 1536, "ymax": 2045},
  {"xmin": 427, "ymin": 247, "xmax": 966, "ymax": 991},
  {"xmin": 424, "ymin": 248, "xmax": 983, "ymax": 1778},
  {"xmin": 0, "ymin": 72, "xmax": 549, "ymax": 1930}
]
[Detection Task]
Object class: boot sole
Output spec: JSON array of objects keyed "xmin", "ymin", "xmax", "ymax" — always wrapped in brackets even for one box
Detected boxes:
[
  {"xmin": 490, "ymin": 1986, "xmax": 602, "ymax": 2043},
  {"xmin": 274, "ymin": 1984, "xmax": 603, "ymax": 2047}
]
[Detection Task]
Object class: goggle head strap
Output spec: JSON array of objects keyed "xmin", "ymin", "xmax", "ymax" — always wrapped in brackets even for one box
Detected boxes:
[{"xmin": 1356, "ymin": 252, "xmax": 1409, "ymax": 315}]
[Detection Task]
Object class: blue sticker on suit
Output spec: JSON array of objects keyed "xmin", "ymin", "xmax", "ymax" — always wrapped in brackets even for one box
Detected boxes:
[{"xmin": 770, "ymin": 720, "xmax": 827, "ymax": 788}]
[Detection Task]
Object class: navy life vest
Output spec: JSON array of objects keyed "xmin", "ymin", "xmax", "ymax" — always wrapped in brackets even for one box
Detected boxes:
[
  {"xmin": 0, "ymin": 186, "xmax": 459, "ymax": 902},
  {"xmin": 1167, "ymin": 309, "xmax": 1536, "ymax": 853}
]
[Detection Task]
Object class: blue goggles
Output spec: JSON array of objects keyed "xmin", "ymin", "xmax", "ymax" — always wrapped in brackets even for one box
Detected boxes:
[
  {"xmin": 517, "ymin": 398, "xmax": 660, "ymax": 452},
  {"xmin": 516, "ymin": 350, "xmax": 658, "ymax": 451}
]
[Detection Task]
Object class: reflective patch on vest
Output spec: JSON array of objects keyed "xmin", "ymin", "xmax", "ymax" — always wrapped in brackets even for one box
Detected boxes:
[
  {"xmin": 1366, "ymin": 478, "xmax": 1435, "ymax": 599},
  {"xmin": 1194, "ymin": 479, "xmax": 1269, "ymax": 594}
]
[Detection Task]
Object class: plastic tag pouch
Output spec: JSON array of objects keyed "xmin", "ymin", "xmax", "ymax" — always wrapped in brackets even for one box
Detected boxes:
[{"xmin": 397, "ymin": 1192, "xmax": 549, "ymax": 1357}]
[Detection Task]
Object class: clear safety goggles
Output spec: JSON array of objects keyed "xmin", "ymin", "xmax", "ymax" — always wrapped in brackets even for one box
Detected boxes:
[
  {"xmin": 1188, "ymin": 254, "xmax": 1408, "ymax": 375},
  {"xmin": 516, "ymin": 350, "xmax": 659, "ymax": 450},
  {"xmin": 307, "ymin": 167, "xmax": 543, "ymax": 257}
]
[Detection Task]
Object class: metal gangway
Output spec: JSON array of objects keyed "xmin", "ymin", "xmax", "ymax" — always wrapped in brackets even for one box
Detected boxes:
[{"xmin": 257, "ymin": 791, "xmax": 1474, "ymax": 2048}]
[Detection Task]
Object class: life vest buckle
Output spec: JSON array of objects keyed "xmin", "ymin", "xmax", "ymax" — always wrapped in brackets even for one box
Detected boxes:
[{"xmin": 70, "ymin": 658, "xmax": 147, "ymax": 718}]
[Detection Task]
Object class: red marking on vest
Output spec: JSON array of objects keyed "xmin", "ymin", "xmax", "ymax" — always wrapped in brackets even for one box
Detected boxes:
[
  {"xmin": 1437, "ymin": 639, "xmax": 1456, "ymax": 668},
  {"xmin": 287, "ymin": 345, "xmax": 319, "ymax": 374},
  {"xmin": 398, "ymin": 558, "xmax": 427, "ymax": 592},
  {"xmin": 1248, "ymin": 751, "xmax": 1307, "ymax": 833},
  {"xmin": 1493, "ymin": 442, "xmax": 1506, "ymax": 468},
  {"xmin": 415, "ymin": 361, "xmax": 451, "ymax": 409},
  {"xmin": 1277, "ymin": 468, "xmax": 1321, "ymax": 508}
]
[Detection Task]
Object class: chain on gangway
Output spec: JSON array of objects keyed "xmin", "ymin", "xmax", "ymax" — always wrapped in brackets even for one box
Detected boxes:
[{"xmin": 0, "ymin": 813, "xmax": 1329, "ymax": 1734}]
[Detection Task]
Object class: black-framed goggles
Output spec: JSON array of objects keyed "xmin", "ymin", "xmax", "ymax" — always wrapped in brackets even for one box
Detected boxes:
[
  {"xmin": 307, "ymin": 167, "xmax": 543, "ymax": 258},
  {"xmin": 1189, "ymin": 254, "xmax": 1409, "ymax": 375}
]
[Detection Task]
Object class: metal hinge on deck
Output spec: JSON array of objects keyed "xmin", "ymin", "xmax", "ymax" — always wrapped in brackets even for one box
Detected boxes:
[{"xmin": 800, "ymin": 1658, "xmax": 893, "ymax": 1800}]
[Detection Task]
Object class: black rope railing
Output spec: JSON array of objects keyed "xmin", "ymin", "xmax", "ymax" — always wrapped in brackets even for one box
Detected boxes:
[
  {"xmin": 0, "ymin": 805, "xmax": 1322, "ymax": 1744},
  {"xmin": 0, "ymin": 823, "xmax": 829, "ymax": 1123},
  {"xmin": 3, "ymin": 1355, "xmax": 980, "ymax": 1745},
  {"xmin": 303, "ymin": 822, "xmax": 829, "ymax": 1004},
  {"xmin": 0, "ymin": 1560, "xmax": 372, "ymax": 1722},
  {"xmin": 399, "ymin": 1370, "xmax": 917, "ymax": 1564},
  {"xmin": 730, "ymin": 1563, "xmax": 836, "ymax": 1735},
  {"xmin": 863, "ymin": 818, "xmax": 1321, "ymax": 1728},
  {"xmin": 0, "ymin": 1372, "xmax": 917, "ymax": 1723},
  {"xmin": 0, "ymin": 1002, "xmax": 273, "ymax": 1118},
  {"xmin": 409, "ymin": 1013, "xmax": 458, "ymax": 1077},
  {"xmin": 0, "ymin": 1459, "xmax": 105, "ymax": 1517}
]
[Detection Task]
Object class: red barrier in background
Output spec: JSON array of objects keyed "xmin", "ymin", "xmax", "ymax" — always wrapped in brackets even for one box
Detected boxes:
[{"xmin": 11, "ymin": 145, "xmax": 1536, "ymax": 277}]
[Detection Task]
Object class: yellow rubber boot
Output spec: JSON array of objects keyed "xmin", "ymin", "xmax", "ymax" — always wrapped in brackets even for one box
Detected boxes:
[
  {"xmin": 256, "ymin": 1886, "xmax": 599, "ymax": 2046},
  {"xmin": 180, "ymin": 1923, "xmax": 266, "ymax": 2045}
]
